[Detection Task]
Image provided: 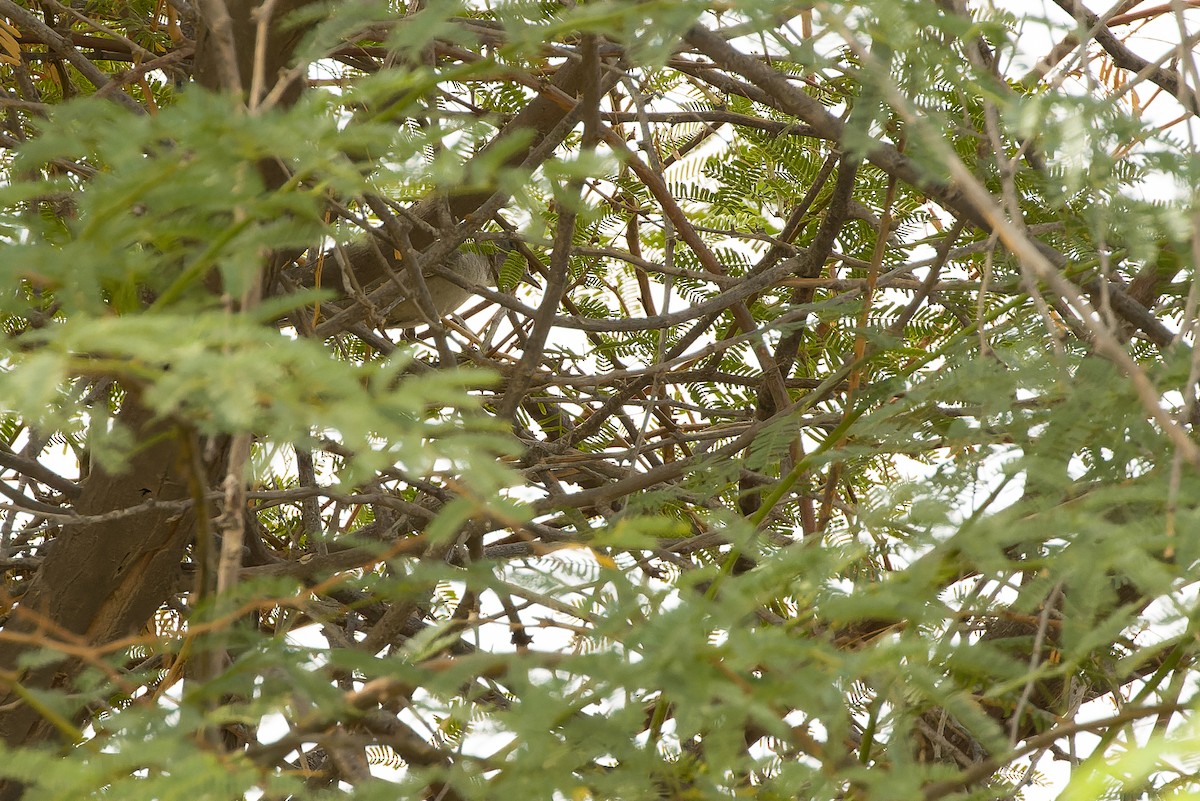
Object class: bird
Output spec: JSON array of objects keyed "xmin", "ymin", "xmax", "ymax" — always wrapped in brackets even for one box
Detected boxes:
[{"xmin": 383, "ymin": 250, "xmax": 497, "ymax": 327}]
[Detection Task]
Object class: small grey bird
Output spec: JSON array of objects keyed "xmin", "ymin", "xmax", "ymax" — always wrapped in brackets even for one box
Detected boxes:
[{"xmin": 386, "ymin": 251, "xmax": 496, "ymax": 327}]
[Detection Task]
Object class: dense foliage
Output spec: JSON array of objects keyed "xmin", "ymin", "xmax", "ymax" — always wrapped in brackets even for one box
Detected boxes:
[{"xmin": 1, "ymin": 1, "xmax": 1199, "ymax": 799}]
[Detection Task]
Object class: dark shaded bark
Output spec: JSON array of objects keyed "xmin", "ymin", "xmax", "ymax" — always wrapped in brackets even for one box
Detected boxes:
[{"xmin": 0, "ymin": 403, "xmax": 188, "ymax": 756}]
